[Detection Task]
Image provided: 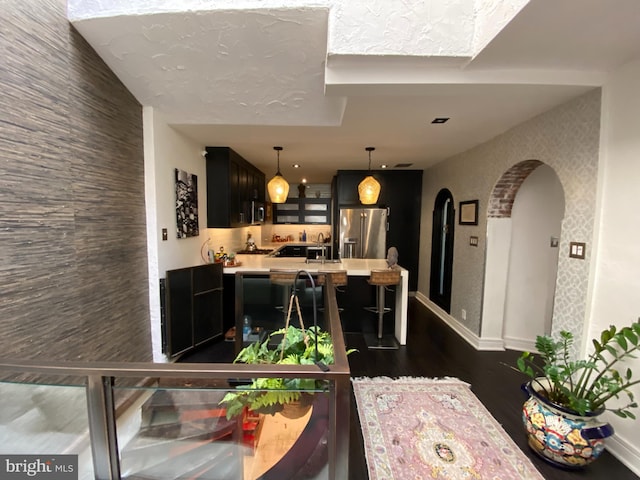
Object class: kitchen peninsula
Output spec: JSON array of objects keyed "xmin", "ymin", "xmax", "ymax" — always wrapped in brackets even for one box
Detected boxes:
[{"xmin": 225, "ymin": 256, "xmax": 409, "ymax": 345}]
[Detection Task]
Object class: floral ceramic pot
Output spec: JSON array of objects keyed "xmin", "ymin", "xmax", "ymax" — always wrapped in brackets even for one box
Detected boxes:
[{"xmin": 522, "ymin": 380, "xmax": 614, "ymax": 468}]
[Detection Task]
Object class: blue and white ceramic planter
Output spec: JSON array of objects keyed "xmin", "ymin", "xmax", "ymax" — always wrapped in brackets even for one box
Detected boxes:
[{"xmin": 521, "ymin": 380, "xmax": 614, "ymax": 468}]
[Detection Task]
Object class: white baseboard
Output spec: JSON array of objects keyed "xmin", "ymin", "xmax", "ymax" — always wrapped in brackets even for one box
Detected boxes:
[
  {"xmin": 606, "ymin": 434, "xmax": 640, "ymax": 477},
  {"xmin": 414, "ymin": 292, "xmax": 504, "ymax": 351},
  {"xmin": 503, "ymin": 336, "xmax": 537, "ymax": 352}
]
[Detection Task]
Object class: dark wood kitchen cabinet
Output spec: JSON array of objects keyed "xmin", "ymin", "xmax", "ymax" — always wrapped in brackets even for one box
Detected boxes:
[
  {"xmin": 205, "ymin": 146, "xmax": 265, "ymax": 227},
  {"xmin": 163, "ymin": 263, "xmax": 223, "ymax": 358},
  {"xmin": 333, "ymin": 170, "xmax": 422, "ymax": 291}
]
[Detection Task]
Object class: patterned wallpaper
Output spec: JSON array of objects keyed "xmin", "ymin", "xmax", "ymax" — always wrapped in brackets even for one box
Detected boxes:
[
  {"xmin": 419, "ymin": 89, "xmax": 601, "ymax": 347},
  {"xmin": 0, "ymin": 0, "xmax": 151, "ymax": 363}
]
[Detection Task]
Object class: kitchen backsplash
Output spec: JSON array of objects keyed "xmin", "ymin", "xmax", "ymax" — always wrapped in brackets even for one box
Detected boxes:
[
  {"xmin": 261, "ymin": 224, "xmax": 332, "ymax": 244},
  {"xmin": 203, "ymin": 223, "xmax": 332, "ymax": 254},
  {"xmin": 202, "ymin": 226, "xmax": 252, "ymax": 255}
]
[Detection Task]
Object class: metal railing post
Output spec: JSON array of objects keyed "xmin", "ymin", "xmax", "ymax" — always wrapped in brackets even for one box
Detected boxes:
[
  {"xmin": 330, "ymin": 376, "xmax": 350, "ymax": 479},
  {"xmin": 86, "ymin": 375, "xmax": 120, "ymax": 480}
]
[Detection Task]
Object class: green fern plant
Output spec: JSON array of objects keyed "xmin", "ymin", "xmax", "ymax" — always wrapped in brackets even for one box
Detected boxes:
[
  {"xmin": 517, "ymin": 319, "xmax": 640, "ymax": 418},
  {"xmin": 220, "ymin": 325, "xmax": 355, "ymax": 419}
]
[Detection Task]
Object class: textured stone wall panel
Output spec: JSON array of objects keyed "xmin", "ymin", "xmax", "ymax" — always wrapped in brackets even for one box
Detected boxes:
[{"xmin": 0, "ymin": 1, "xmax": 151, "ymax": 363}]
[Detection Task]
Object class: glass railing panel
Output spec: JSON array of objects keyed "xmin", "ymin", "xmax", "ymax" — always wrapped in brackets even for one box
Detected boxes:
[
  {"xmin": 240, "ymin": 274, "xmax": 327, "ymax": 347},
  {"xmin": 115, "ymin": 385, "xmax": 329, "ymax": 480},
  {"xmin": 0, "ymin": 381, "xmax": 95, "ymax": 479}
]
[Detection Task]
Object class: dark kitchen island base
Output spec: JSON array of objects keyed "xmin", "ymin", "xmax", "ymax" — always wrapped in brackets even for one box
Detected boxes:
[{"xmin": 222, "ymin": 273, "xmax": 397, "ymax": 345}]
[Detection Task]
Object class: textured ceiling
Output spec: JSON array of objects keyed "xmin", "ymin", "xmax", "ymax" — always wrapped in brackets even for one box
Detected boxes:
[{"xmin": 70, "ymin": 0, "xmax": 640, "ymax": 183}]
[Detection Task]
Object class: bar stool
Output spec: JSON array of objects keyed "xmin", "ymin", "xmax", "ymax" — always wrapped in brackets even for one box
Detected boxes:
[
  {"xmin": 364, "ymin": 268, "xmax": 401, "ymax": 349},
  {"xmin": 316, "ymin": 270, "xmax": 348, "ymax": 313}
]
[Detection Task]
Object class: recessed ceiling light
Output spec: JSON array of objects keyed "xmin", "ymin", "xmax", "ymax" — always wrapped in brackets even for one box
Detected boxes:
[
  {"xmin": 302, "ymin": 178, "xmax": 307, "ymax": 184},
  {"xmin": 431, "ymin": 117, "xmax": 449, "ymax": 124},
  {"xmin": 292, "ymin": 164, "xmax": 300, "ymax": 168},
  {"xmin": 381, "ymin": 164, "xmax": 388, "ymax": 169}
]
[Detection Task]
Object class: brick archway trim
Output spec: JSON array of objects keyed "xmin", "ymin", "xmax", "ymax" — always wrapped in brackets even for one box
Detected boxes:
[{"xmin": 488, "ymin": 159, "xmax": 544, "ymax": 218}]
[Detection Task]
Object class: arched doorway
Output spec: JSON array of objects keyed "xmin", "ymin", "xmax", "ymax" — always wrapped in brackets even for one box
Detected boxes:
[
  {"xmin": 481, "ymin": 160, "xmax": 565, "ymax": 350},
  {"xmin": 430, "ymin": 189, "xmax": 455, "ymax": 313}
]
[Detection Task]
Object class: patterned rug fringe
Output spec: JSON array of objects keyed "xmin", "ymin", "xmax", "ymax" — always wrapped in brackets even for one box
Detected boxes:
[{"xmin": 351, "ymin": 376, "xmax": 469, "ymax": 386}]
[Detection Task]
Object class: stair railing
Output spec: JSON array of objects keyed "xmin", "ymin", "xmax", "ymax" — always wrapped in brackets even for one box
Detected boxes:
[{"xmin": 0, "ymin": 274, "xmax": 350, "ymax": 480}]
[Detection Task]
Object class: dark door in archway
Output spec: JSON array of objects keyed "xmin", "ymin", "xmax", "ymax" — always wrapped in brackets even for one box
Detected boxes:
[{"xmin": 430, "ymin": 189, "xmax": 455, "ymax": 313}]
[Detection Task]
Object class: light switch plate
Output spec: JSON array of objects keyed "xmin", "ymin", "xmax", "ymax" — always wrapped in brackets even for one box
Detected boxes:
[
  {"xmin": 469, "ymin": 236, "xmax": 479, "ymax": 247},
  {"xmin": 569, "ymin": 241, "xmax": 586, "ymax": 259}
]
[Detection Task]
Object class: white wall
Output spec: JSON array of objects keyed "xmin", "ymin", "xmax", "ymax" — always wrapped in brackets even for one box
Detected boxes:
[
  {"xmin": 145, "ymin": 109, "xmax": 272, "ymax": 359},
  {"xmin": 147, "ymin": 109, "xmax": 209, "ymax": 274},
  {"xmin": 480, "ymin": 217, "xmax": 512, "ymax": 343},
  {"xmin": 144, "ymin": 107, "xmax": 209, "ymax": 360},
  {"xmin": 590, "ymin": 57, "xmax": 640, "ymax": 475},
  {"xmin": 503, "ymin": 165, "xmax": 564, "ymax": 349}
]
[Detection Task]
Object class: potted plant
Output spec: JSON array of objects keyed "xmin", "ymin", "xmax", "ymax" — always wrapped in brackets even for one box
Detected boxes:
[
  {"xmin": 515, "ymin": 319, "xmax": 640, "ymax": 468},
  {"xmin": 220, "ymin": 325, "xmax": 353, "ymax": 420}
]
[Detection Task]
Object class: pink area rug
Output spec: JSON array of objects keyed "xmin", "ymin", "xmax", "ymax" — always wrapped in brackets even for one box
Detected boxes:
[{"xmin": 352, "ymin": 377, "xmax": 543, "ymax": 479}]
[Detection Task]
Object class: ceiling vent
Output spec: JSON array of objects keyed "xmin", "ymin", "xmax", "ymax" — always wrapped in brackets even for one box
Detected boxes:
[{"xmin": 393, "ymin": 163, "xmax": 413, "ymax": 168}]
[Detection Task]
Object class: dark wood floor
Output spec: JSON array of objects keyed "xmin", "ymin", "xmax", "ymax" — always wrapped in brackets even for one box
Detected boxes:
[
  {"xmin": 180, "ymin": 298, "xmax": 639, "ymax": 479},
  {"xmin": 345, "ymin": 298, "xmax": 639, "ymax": 480}
]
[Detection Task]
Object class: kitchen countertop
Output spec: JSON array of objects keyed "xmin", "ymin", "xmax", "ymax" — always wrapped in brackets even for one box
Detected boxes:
[
  {"xmin": 261, "ymin": 241, "xmax": 332, "ymax": 249},
  {"xmin": 223, "ymin": 255, "xmax": 405, "ymax": 275}
]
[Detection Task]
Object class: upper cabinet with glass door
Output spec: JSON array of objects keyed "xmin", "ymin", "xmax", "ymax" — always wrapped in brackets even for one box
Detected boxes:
[{"xmin": 273, "ymin": 198, "xmax": 331, "ymax": 224}]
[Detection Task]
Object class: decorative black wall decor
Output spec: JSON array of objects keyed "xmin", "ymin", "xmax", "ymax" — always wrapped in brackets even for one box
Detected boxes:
[{"xmin": 175, "ymin": 168, "xmax": 199, "ymax": 238}]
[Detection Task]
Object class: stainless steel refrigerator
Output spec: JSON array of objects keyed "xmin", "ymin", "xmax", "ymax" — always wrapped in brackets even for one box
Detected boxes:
[{"xmin": 338, "ymin": 207, "xmax": 388, "ymax": 259}]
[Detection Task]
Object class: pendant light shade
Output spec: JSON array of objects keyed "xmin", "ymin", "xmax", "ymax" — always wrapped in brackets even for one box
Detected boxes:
[
  {"xmin": 358, "ymin": 147, "xmax": 381, "ymax": 205},
  {"xmin": 268, "ymin": 146, "xmax": 289, "ymax": 203}
]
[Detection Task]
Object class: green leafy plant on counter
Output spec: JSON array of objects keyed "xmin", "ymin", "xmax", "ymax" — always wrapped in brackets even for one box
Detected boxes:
[
  {"xmin": 220, "ymin": 325, "xmax": 355, "ymax": 419},
  {"xmin": 516, "ymin": 319, "xmax": 640, "ymax": 418}
]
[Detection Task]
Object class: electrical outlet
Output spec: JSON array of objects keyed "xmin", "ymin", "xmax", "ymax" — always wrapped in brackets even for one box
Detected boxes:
[{"xmin": 461, "ymin": 309, "xmax": 467, "ymax": 320}]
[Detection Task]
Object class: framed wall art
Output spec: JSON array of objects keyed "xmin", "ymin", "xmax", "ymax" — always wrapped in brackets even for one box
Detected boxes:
[
  {"xmin": 459, "ymin": 200, "xmax": 479, "ymax": 225},
  {"xmin": 175, "ymin": 168, "xmax": 199, "ymax": 238}
]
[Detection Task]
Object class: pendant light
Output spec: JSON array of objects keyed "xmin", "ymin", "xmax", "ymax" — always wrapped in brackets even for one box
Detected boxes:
[
  {"xmin": 267, "ymin": 146, "xmax": 289, "ymax": 203},
  {"xmin": 358, "ymin": 146, "xmax": 381, "ymax": 204}
]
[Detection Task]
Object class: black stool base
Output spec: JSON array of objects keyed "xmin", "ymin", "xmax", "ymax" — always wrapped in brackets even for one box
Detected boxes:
[
  {"xmin": 364, "ymin": 333, "xmax": 399, "ymax": 350},
  {"xmin": 363, "ymin": 306, "xmax": 391, "ymax": 314}
]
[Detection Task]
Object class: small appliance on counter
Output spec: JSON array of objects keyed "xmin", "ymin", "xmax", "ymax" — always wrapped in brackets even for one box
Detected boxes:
[
  {"xmin": 235, "ymin": 232, "xmax": 274, "ymax": 255},
  {"xmin": 246, "ymin": 232, "xmax": 256, "ymax": 251}
]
